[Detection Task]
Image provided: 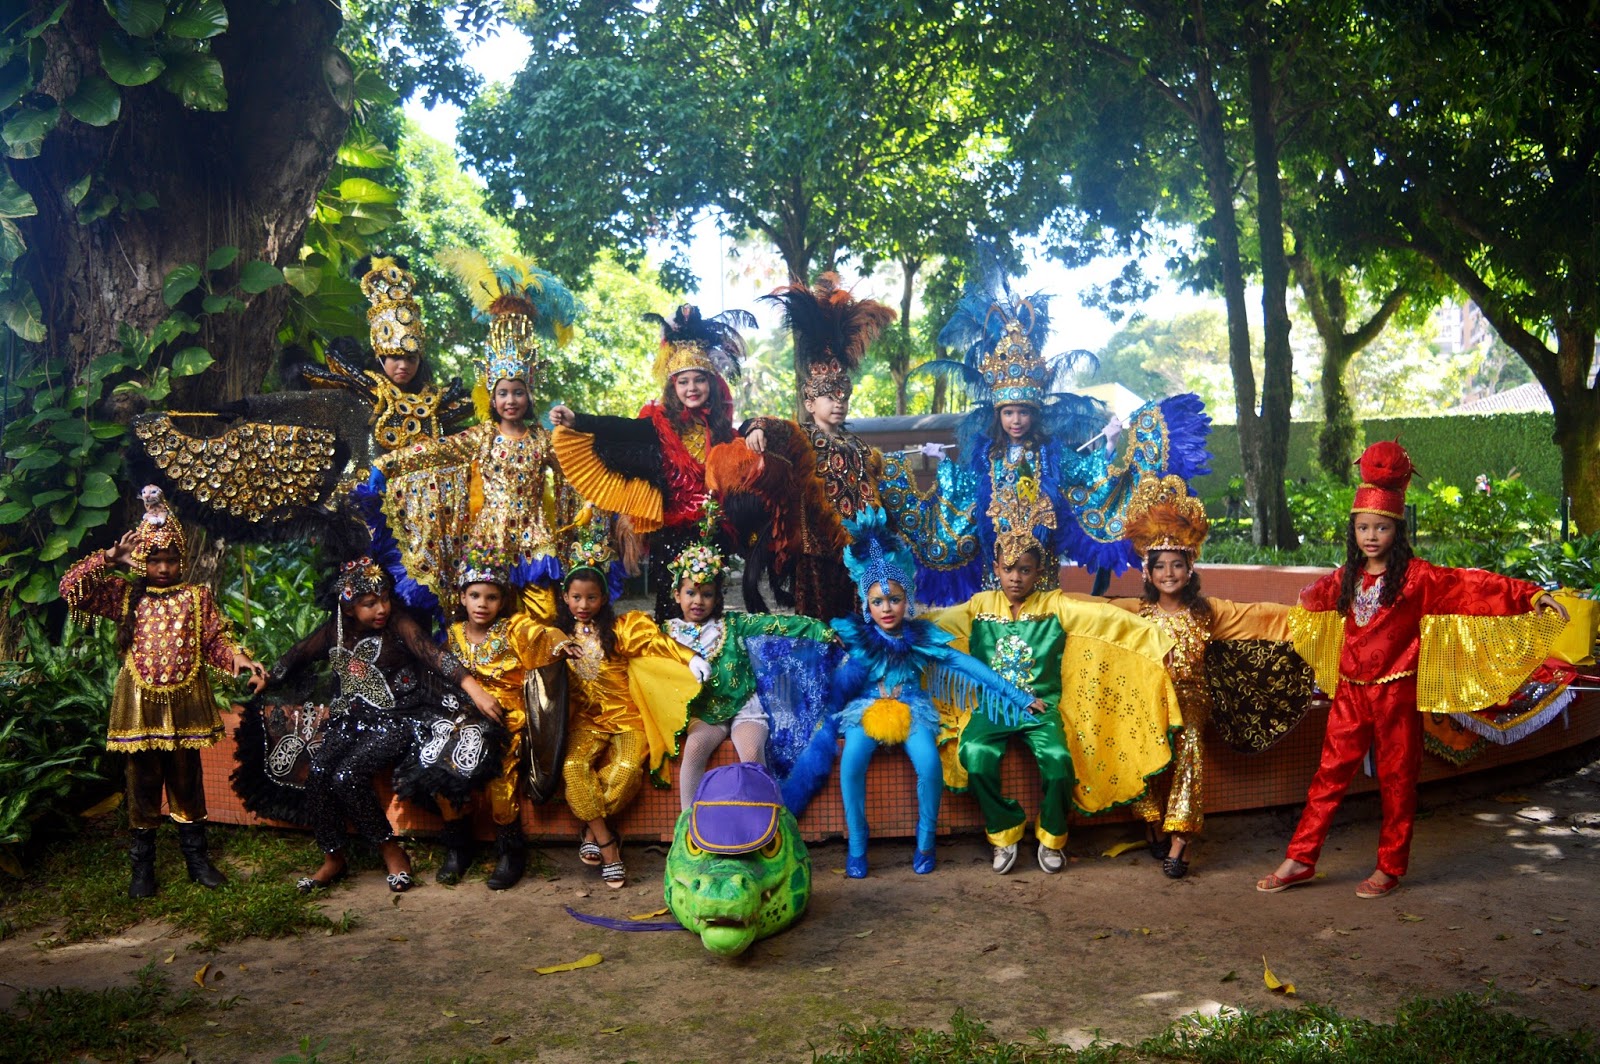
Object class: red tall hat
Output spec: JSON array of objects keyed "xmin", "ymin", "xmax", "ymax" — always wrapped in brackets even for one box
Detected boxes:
[{"xmin": 1351, "ymin": 441, "xmax": 1414, "ymax": 519}]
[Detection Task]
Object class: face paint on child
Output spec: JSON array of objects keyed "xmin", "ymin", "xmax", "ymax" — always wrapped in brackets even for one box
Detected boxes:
[
  {"xmin": 677, "ymin": 580, "xmax": 718, "ymax": 624},
  {"xmin": 866, "ymin": 581, "xmax": 907, "ymax": 633}
]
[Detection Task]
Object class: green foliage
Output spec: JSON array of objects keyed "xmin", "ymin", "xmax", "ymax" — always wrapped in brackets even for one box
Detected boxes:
[
  {"xmin": 1500, "ymin": 532, "xmax": 1600, "ymax": 596},
  {"xmin": 1284, "ymin": 475, "xmax": 1357, "ymax": 546},
  {"xmin": 1193, "ymin": 413, "xmax": 1563, "ymax": 510},
  {"xmin": 1413, "ymin": 475, "xmax": 1558, "ymax": 568},
  {"xmin": 0, "ymin": 962, "xmax": 204, "ymax": 1064},
  {"xmin": 218, "ymin": 542, "xmax": 327, "ymax": 665},
  {"xmin": 0, "ymin": 819, "xmax": 345, "ymax": 948},
  {"xmin": 815, "ymin": 1009, "xmax": 1095, "ymax": 1063},
  {"xmin": 0, "ymin": 620, "xmax": 117, "ymax": 873}
]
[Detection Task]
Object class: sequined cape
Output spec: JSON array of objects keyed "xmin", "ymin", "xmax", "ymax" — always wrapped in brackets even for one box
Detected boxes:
[
  {"xmin": 565, "ymin": 610, "xmax": 700, "ymax": 781},
  {"xmin": 60, "ymin": 552, "xmax": 242, "ymax": 752},
  {"xmin": 928, "ymin": 590, "xmax": 1181, "ymax": 814},
  {"xmin": 887, "ymin": 395, "xmax": 1212, "ymax": 605},
  {"xmin": 637, "ymin": 611, "xmax": 837, "ymax": 777},
  {"xmin": 1290, "ymin": 560, "xmax": 1563, "ymax": 714},
  {"xmin": 370, "ymin": 422, "xmax": 570, "ymax": 609},
  {"xmin": 446, "ymin": 615, "xmax": 570, "ymax": 719}
]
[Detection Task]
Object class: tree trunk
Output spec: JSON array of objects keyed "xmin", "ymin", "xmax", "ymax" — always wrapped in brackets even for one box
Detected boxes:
[
  {"xmin": 776, "ymin": 238, "xmax": 814, "ymax": 420},
  {"xmin": 893, "ymin": 256, "xmax": 921, "ymax": 416},
  {"xmin": 15, "ymin": 1, "xmax": 350, "ymax": 405},
  {"xmin": 1246, "ymin": 25, "xmax": 1298, "ymax": 549},
  {"xmin": 1550, "ymin": 327, "xmax": 1600, "ymax": 534}
]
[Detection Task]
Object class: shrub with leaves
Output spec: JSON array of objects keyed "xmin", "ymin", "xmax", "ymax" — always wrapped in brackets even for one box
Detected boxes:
[{"xmin": 0, "ymin": 619, "xmax": 118, "ymax": 875}]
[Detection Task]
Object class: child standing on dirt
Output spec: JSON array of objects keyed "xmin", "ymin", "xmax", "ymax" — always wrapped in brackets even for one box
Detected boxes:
[
  {"xmin": 59, "ymin": 488, "xmax": 266, "ymax": 899},
  {"xmin": 1257, "ymin": 442, "xmax": 1568, "ymax": 899},
  {"xmin": 926, "ymin": 531, "xmax": 1177, "ymax": 876},
  {"xmin": 1108, "ymin": 474, "xmax": 1308, "ymax": 879}
]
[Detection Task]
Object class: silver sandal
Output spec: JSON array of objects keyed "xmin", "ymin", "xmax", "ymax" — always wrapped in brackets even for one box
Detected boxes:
[
  {"xmin": 386, "ymin": 870, "xmax": 413, "ymax": 893},
  {"xmin": 595, "ymin": 835, "xmax": 625, "ymax": 889}
]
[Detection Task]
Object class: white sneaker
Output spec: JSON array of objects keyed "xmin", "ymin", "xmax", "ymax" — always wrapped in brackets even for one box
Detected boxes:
[
  {"xmin": 992, "ymin": 844, "xmax": 1017, "ymax": 874},
  {"xmin": 1037, "ymin": 844, "xmax": 1065, "ymax": 874}
]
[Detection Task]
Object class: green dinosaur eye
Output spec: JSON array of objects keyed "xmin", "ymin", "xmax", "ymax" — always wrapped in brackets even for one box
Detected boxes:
[
  {"xmin": 760, "ymin": 834, "xmax": 783, "ymax": 859},
  {"xmin": 685, "ymin": 837, "xmax": 704, "ymax": 857}
]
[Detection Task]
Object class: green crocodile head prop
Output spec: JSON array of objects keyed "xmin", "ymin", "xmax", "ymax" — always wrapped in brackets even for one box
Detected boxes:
[{"xmin": 663, "ymin": 762, "xmax": 810, "ymax": 958}]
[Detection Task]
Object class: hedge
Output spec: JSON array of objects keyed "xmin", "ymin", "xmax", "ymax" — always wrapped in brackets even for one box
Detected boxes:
[{"xmin": 1192, "ymin": 411, "xmax": 1562, "ymax": 504}]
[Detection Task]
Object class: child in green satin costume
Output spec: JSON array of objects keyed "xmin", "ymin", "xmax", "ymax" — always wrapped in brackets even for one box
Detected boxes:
[{"xmin": 927, "ymin": 536, "xmax": 1179, "ymax": 875}]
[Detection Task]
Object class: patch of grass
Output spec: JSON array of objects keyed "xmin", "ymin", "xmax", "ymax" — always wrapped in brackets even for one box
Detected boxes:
[
  {"xmin": 816, "ymin": 997, "xmax": 1599, "ymax": 1063},
  {"xmin": 1139, "ymin": 993, "xmax": 1598, "ymax": 1063},
  {"xmin": 0, "ymin": 962, "xmax": 204, "ymax": 1064},
  {"xmin": 0, "ymin": 819, "xmax": 346, "ymax": 950}
]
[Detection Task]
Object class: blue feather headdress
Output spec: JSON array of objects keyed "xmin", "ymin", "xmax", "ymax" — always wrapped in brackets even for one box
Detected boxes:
[
  {"xmin": 840, "ymin": 506, "xmax": 917, "ymax": 619},
  {"xmin": 920, "ymin": 251, "xmax": 1096, "ymax": 410}
]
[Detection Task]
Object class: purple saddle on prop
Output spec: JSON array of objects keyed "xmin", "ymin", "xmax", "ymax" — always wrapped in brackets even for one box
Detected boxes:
[{"xmin": 689, "ymin": 762, "xmax": 784, "ymax": 855}]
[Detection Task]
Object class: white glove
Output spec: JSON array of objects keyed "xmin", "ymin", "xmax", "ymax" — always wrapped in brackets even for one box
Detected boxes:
[
  {"xmin": 689, "ymin": 655, "xmax": 711, "ymax": 683},
  {"xmin": 1102, "ymin": 415, "xmax": 1124, "ymax": 449},
  {"xmin": 918, "ymin": 442, "xmax": 948, "ymax": 458}
]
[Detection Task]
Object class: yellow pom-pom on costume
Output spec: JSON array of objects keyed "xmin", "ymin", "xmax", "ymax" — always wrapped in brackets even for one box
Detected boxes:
[{"xmin": 860, "ymin": 698, "xmax": 912, "ymax": 745}]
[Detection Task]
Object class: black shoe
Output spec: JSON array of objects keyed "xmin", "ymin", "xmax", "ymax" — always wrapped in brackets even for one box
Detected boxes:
[
  {"xmin": 129, "ymin": 828, "xmax": 158, "ymax": 899},
  {"xmin": 486, "ymin": 826, "xmax": 526, "ymax": 891},
  {"xmin": 435, "ymin": 818, "xmax": 476, "ymax": 886},
  {"xmin": 176, "ymin": 822, "xmax": 226, "ymax": 889},
  {"xmin": 1162, "ymin": 837, "xmax": 1190, "ymax": 879}
]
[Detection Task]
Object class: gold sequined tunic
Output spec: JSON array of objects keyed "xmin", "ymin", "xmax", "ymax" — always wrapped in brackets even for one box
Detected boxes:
[
  {"xmin": 59, "ymin": 553, "xmax": 243, "ymax": 752},
  {"xmin": 1110, "ymin": 596, "xmax": 1290, "ymax": 834}
]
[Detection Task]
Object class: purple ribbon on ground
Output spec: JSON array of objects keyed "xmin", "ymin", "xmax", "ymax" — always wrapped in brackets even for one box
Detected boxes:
[{"xmin": 563, "ymin": 905, "xmax": 686, "ymax": 932}]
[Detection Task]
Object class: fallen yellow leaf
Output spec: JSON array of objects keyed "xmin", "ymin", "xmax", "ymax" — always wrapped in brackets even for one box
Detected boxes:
[
  {"xmin": 628, "ymin": 908, "xmax": 670, "ymax": 920},
  {"xmin": 813, "ymin": 966, "xmax": 834, "ymax": 973},
  {"xmin": 193, "ymin": 963, "xmax": 210, "ymax": 989},
  {"xmin": 830, "ymin": 868, "xmax": 845, "ymax": 875},
  {"xmin": 1262, "ymin": 956, "xmax": 1296, "ymax": 995},
  {"xmin": 854, "ymin": 930, "xmax": 874, "ymax": 938},
  {"xmin": 1102, "ymin": 840, "xmax": 1143, "ymax": 858},
  {"xmin": 534, "ymin": 952, "xmax": 602, "ymax": 975},
  {"xmin": 442, "ymin": 1010, "xmax": 457, "ymax": 1018},
  {"xmin": 1399, "ymin": 913, "xmax": 1424, "ymax": 922},
  {"xmin": 1493, "ymin": 794, "xmax": 1530, "ymax": 803},
  {"xmin": 164, "ymin": 952, "xmax": 176, "ymax": 964},
  {"xmin": 79, "ymin": 792, "xmax": 123, "ymax": 818},
  {"xmin": 597, "ymin": 1026, "xmax": 624, "ymax": 1034},
  {"xmin": 491, "ymin": 1035, "xmax": 511, "ymax": 1045}
]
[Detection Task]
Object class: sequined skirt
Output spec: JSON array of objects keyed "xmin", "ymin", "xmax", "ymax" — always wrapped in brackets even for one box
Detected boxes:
[{"xmin": 107, "ymin": 666, "xmax": 223, "ymax": 753}]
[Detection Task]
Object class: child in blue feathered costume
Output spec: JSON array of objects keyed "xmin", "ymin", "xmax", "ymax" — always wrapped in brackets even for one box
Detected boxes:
[
  {"xmin": 881, "ymin": 254, "xmax": 1211, "ymax": 605},
  {"xmin": 782, "ymin": 507, "xmax": 1042, "ymax": 879}
]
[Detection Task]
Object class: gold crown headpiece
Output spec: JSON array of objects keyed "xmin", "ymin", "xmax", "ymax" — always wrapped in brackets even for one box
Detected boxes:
[
  {"xmin": 1123, "ymin": 474, "xmax": 1209, "ymax": 561},
  {"xmin": 359, "ymin": 255, "xmax": 424, "ymax": 360},
  {"xmin": 438, "ymin": 249, "xmax": 579, "ymax": 394}
]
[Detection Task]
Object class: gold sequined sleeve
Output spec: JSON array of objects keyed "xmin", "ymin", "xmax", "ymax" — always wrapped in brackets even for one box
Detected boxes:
[
  {"xmin": 1208, "ymin": 599, "xmax": 1292, "ymax": 642},
  {"xmin": 372, "ymin": 422, "xmax": 486, "ymax": 479},
  {"xmin": 507, "ymin": 614, "xmax": 569, "ymax": 670},
  {"xmin": 1288, "ymin": 606, "xmax": 1344, "ymax": 696},
  {"xmin": 614, "ymin": 610, "xmax": 696, "ymax": 664}
]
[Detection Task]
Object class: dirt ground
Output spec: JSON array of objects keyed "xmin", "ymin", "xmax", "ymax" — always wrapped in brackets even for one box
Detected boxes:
[{"xmin": 4, "ymin": 740, "xmax": 1599, "ymax": 1063}]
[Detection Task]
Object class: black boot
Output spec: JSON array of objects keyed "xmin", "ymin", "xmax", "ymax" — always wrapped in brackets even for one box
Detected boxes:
[
  {"xmin": 485, "ymin": 825, "xmax": 526, "ymax": 891},
  {"xmin": 435, "ymin": 818, "xmax": 476, "ymax": 885},
  {"xmin": 177, "ymin": 822, "xmax": 226, "ymax": 888},
  {"xmin": 129, "ymin": 828, "xmax": 158, "ymax": 899}
]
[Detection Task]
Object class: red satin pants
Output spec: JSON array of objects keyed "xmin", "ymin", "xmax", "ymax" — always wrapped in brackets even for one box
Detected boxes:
[{"xmin": 1286, "ymin": 677, "xmax": 1421, "ymax": 877}]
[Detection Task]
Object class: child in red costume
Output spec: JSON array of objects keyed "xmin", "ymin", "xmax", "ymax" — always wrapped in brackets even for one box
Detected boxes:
[{"xmin": 1257, "ymin": 442, "xmax": 1568, "ymax": 899}]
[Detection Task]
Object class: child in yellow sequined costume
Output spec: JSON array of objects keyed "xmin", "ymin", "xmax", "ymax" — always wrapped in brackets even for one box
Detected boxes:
[
  {"xmin": 366, "ymin": 251, "xmax": 581, "ymax": 622},
  {"xmin": 1110, "ymin": 475, "xmax": 1306, "ymax": 879},
  {"xmin": 554, "ymin": 522, "xmax": 706, "ymax": 888},
  {"xmin": 436, "ymin": 548, "xmax": 578, "ymax": 890},
  {"xmin": 59, "ymin": 488, "xmax": 266, "ymax": 899}
]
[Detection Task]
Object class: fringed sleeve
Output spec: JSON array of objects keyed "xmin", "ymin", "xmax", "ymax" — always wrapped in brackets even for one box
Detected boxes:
[
  {"xmin": 58, "ymin": 551, "xmax": 127, "ymax": 625},
  {"xmin": 1416, "ymin": 610, "xmax": 1567, "ymax": 713},
  {"xmin": 551, "ymin": 425, "xmax": 664, "ymax": 532},
  {"xmin": 925, "ymin": 645, "xmax": 1036, "ymax": 730}
]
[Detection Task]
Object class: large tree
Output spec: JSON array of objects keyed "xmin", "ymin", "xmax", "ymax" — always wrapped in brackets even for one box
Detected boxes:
[
  {"xmin": 1305, "ymin": 1, "xmax": 1600, "ymax": 531},
  {"xmin": 986, "ymin": 0, "xmax": 1369, "ymax": 548}
]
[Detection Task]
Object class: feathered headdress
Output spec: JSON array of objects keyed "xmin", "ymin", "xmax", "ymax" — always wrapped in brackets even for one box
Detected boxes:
[
  {"xmin": 438, "ymin": 249, "xmax": 581, "ymax": 406},
  {"xmin": 923, "ymin": 251, "xmax": 1094, "ymax": 409},
  {"xmin": 1352, "ymin": 441, "xmax": 1415, "ymax": 519},
  {"xmin": 1123, "ymin": 474, "xmax": 1209, "ymax": 562},
  {"xmin": 130, "ymin": 485, "xmax": 187, "ymax": 573},
  {"xmin": 840, "ymin": 506, "xmax": 917, "ymax": 621},
  {"xmin": 761, "ymin": 273, "xmax": 896, "ymax": 400},
  {"xmin": 646, "ymin": 304, "xmax": 753, "ymax": 385},
  {"xmin": 356, "ymin": 254, "xmax": 424, "ymax": 362}
]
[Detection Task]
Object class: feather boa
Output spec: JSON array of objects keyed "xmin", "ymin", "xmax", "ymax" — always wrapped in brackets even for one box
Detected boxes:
[{"xmin": 644, "ymin": 401, "xmax": 712, "ymax": 528}]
